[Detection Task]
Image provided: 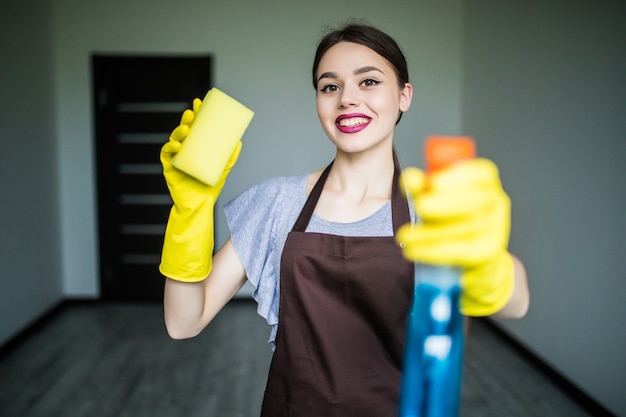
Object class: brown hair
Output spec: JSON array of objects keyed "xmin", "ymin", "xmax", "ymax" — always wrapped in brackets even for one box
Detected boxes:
[{"xmin": 312, "ymin": 23, "xmax": 409, "ymax": 90}]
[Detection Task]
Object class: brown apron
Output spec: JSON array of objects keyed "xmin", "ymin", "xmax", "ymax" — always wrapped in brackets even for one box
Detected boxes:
[{"xmin": 260, "ymin": 161, "xmax": 414, "ymax": 417}]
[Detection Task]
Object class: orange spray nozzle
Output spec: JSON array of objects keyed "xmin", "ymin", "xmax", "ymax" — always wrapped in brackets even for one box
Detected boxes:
[{"xmin": 425, "ymin": 135, "xmax": 476, "ymax": 173}]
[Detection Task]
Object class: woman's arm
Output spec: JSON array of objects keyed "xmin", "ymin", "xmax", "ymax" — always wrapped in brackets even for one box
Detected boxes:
[
  {"xmin": 163, "ymin": 238, "xmax": 248, "ymax": 339},
  {"xmin": 491, "ymin": 254, "xmax": 529, "ymax": 319}
]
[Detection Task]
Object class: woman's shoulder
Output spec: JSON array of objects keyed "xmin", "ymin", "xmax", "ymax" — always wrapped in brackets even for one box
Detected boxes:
[
  {"xmin": 225, "ymin": 172, "xmax": 309, "ymax": 215},
  {"xmin": 246, "ymin": 173, "xmax": 309, "ymax": 201}
]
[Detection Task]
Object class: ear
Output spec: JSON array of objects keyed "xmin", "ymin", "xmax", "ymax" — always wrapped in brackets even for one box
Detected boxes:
[{"xmin": 399, "ymin": 83, "xmax": 413, "ymax": 112}]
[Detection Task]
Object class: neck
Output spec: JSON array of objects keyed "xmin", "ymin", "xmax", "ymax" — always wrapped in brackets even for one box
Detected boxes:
[{"xmin": 327, "ymin": 151, "xmax": 396, "ymax": 202}]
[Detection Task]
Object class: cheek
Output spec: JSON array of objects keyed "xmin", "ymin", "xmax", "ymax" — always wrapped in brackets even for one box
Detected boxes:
[
  {"xmin": 372, "ymin": 91, "xmax": 402, "ymax": 118},
  {"xmin": 316, "ymin": 100, "xmax": 339, "ymax": 139},
  {"xmin": 316, "ymin": 98, "xmax": 323, "ymax": 119},
  {"xmin": 316, "ymin": 97, "xmax": 334, "ymax": 123}
]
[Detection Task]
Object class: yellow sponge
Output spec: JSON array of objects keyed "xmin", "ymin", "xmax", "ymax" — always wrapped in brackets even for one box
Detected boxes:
[{"xmin": 171, "ymin": 88, "xmax": 254, "ymax": 186}]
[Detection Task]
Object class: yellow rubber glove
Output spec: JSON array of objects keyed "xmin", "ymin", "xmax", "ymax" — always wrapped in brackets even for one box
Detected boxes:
[
  {"xmin": 159, "ymin": 98, "xmax": 242, "ymax": 282},
  {"xmin": 396, "ymin": 159, "xmax": 515, "ymax": 316}
]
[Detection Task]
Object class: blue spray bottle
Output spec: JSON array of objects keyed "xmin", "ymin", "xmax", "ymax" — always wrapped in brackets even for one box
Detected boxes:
[{"xmin": 398, "ymin": 136, "xmax": 476, "ymax": 417}]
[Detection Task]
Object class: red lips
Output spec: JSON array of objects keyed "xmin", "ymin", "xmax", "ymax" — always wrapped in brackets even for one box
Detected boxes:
[{"xmin": 335, "ymin": 113, "xmax": 372, "ymax": 133}]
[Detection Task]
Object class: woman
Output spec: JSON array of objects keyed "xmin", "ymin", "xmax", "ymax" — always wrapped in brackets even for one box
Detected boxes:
[{"xmin": 160, "ymin": 23, "xmax": 529, "ymax": 417}]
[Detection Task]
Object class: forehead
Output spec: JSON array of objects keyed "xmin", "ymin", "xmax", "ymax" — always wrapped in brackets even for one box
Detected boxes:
[{"xmin": 317, "ymin": 41, "xmax": 392, "ymax": 74}]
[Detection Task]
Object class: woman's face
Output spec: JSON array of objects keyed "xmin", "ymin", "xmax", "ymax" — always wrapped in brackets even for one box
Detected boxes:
[{"xmin": 315, "ymin": 41, "xmax": 412, "ymax": 156}]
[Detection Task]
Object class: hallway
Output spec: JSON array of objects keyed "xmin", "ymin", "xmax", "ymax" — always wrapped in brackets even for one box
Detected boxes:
[{"xmin": 0, "ymin": 301, "xmax": 599, "ymax": 417}]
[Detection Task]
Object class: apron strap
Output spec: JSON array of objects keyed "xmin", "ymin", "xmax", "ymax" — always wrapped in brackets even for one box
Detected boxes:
[
  {"xmin": 291, "ymin": 159, "xmax": 409, "ymax": 233},
  {"xmin": 390, "ymin": 165, "xmax": 409, "ymax": 234},
  {"xmin": 291, "ymin": 161, "xmax": 333, "ymax": 232}
]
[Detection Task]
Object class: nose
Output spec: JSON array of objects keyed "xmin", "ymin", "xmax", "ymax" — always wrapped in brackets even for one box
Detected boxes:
[{"xmin": 339, "ymin": 83, "xmax": 360, "ymax": 108}]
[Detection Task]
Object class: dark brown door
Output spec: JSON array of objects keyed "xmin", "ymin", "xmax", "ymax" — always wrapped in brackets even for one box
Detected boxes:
[{"xmin": 92, "ymin": 55, "xmax": 213, "ymax": 301}]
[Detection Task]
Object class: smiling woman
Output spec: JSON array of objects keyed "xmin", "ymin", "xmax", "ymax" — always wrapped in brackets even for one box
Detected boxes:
[
  {"xmin": 313, "ymin": 41, "xmax": 412, "ymax": 156},
  {"xmin": 159, "ymin": 22, "xmax": 529, "ymax": 417}
]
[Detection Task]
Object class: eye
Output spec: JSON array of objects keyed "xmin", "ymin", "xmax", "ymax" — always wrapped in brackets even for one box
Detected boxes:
[
  {"xmin": 361, "ymin": 79, "xmax": 380, "ymax": 87},
  {"xmin": 320, "ymin": 84, "xmax": 339, "ymax": 93}
]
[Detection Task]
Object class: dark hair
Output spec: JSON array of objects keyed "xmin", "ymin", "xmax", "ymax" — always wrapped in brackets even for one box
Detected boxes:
[{"xmin": 311, "ymin": 23, "xmax": 409, "ymax": 90}]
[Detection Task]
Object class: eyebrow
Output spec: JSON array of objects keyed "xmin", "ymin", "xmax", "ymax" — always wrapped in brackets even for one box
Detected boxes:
[{"xmin": 317, "ymin": 66, "xmax": 385, "ymax": 84}]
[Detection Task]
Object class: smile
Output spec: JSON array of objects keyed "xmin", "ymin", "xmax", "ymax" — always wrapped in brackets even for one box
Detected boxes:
[{"xmin": 335, "ymin": 114, "xmax": 371, "ymax": 133}]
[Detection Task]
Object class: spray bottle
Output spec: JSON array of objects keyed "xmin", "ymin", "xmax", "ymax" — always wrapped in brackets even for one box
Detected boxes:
[{"xmin": 398, "ymin": 136, "xmax": 476, "ymax": 417}]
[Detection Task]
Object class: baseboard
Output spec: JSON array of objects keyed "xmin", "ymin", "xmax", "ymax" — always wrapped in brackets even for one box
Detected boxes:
[
  {"xmin": 0, "ymin": 298, "xmax": 110, "ymax": 356},
  {"xmin": 0, "ymin": 297, "xmax": 251, "ymax": 357},
  {"xmin": 0, "ymin": 298, "xmax": 67, "ymax": 358},
  {"xmin": 480, "ymin": 318, "xmax": 617, "ymax": 417},
  {"xmin": 1, "ymin": 300, "xmax": 617, "ymax": 417}
]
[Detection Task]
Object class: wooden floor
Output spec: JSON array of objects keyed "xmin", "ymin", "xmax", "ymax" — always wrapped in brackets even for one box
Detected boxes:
[{"xmin": 0, "ymin": 301, "xmax": 600, "ymax": 417}]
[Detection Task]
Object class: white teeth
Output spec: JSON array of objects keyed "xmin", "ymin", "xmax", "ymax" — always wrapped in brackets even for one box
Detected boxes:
[{"xmin": 339, "ymin": 117, "xmax": 369, "ymax": 127}]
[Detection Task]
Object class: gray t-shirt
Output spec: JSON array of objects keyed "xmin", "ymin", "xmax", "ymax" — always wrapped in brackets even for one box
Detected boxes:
[{"xmin": 224, "ymin": 173, "xmax": 408, "ymax": 348}]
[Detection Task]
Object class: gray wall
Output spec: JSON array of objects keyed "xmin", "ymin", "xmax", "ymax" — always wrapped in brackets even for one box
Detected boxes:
[
  {"xmin": 52, "ymin": 0, "xmax": 464, "ymax": 296},
  {"xmin": 463, "ymin": 2, "xmax": 626, "ymax": 416},
  {"xmin": 0, "ymin": 0, "xmax": 64, "ymax": 344},
  {"xmin": 1, "ymin": 1, "xmax": 624, "ymax": 416}
]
